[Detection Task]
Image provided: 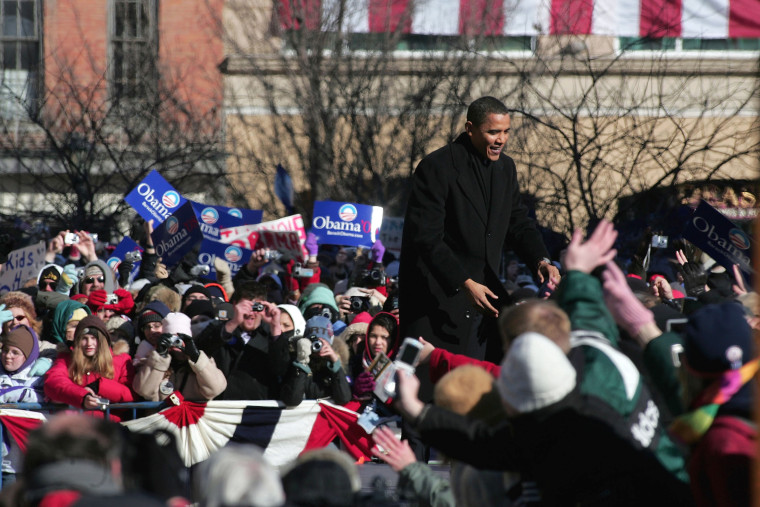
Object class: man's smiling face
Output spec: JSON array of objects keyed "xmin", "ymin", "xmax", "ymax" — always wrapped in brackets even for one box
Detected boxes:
[{"xmin": 466, "ymin": 113, "xmax": 511, "ymax": 161}]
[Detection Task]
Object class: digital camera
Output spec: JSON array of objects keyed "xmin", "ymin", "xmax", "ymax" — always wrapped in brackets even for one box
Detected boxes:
[
  {"xmin": 64, "ymin": 232, "xmax": 79, "ymax": 244},
  {"xmin": 251, "ymin": 302, "xmax": 265, "ymax": 312},
  {"xmin": 292, "ymin": 263, "xmax": 314, "ymax": 278},
  {"xmin": 264, "ymin": 250, "xmax": 282, "ymax": 261},
  {"xmin": 94, "ymin": 396, "xmax": 110, "ymax": 411},
  {"xmin": 651, "ymin": 235, "xmax": 669, "ymax": 249},
  {"xmin": 124, "ymin": 250, "xmax": 142, "ymax": 262},
  {"xmin": 349, "ymin": 295, "xmax": 370, "ymax": 313},
  {"xmin": 169, "ymin": 335, "xmax": 185, "ymax": 348},
  {"xmin": 190, "ymin": 264, "xmax": 211, "ymax": 277},
  {"xmin": 308, "ymin": 334, "xmax": 323, "ymax": 353},
  {"xmin": 359, "ymin": 267, "xmax": 386, "ymax": 288}
]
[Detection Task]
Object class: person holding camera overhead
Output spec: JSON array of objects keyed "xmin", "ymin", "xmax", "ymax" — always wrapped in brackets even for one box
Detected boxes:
[
  {"xmin": 133, "ymin": 312, "xmax": 226, "ymax": 402},
  {"xmin": 280, "ymin": 316, "xmax": 351, "ymax": 407},
  {"xmin": 196, "ymin": 281, "xmax": 291, "ymax": 400},
  {"xmin": 44, "ymin": 315, "xmax": 135, "ymax": 420}
]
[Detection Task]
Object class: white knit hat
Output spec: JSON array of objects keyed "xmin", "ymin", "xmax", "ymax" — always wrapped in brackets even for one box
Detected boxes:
[
  {"xmin": 496, "ymin": 332, "xmax": 576, "ymax": 413},
  {"xmin": 278, "ymin": 304, "xmax": 306, "ymax": 338},
  {"xmin": 162, "ymin": 312, "xmax": 192, "ymax": 337}
]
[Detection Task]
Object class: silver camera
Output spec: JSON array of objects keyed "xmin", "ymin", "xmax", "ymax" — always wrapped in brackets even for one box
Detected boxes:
[
  {"xmin": 292, "ymin": 263, "xmax": 314, "ymax": 278},
  {"xmin": 124, "ymin": 250, "xmax": 142, "ymax": 262},
  {"xmin": 94, "ymin": 396, "xmax": 110, "ymax": 411},
  {"xmin": 169, "ymin": 335, "xmax": 185, "ymax": 348},
  {"xmin": 190, "ymin": 264, "xmax": 211, "ymax": 277},
  {"xmin": 651, "ymin": 235, "xmax": 669, "ymax": 249}
]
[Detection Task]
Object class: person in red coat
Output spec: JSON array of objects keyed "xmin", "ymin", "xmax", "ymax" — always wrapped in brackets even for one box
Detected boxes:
[{"xmin": 44, "ymin": 315, "xmax": 135, "ymax": 420}]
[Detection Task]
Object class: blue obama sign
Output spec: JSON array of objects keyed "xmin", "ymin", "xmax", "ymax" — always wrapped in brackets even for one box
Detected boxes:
[
  {"xmin": 150, "ymin": 201, "xmax": 203, "ymax": 269},
  {"xmin": 311, "ymin": 201, "xmax": 383, "ymax": 247},
  {"xmin": 125, "ymin": 170, "xmax": 186, "ymax": 225},
  {"xmin": 682, "ymin": 200, "xmax": 754, "ymax": 283},
  {"xmin": 196, "ymin": 238, "xmax": 252, "ymax": 279}
]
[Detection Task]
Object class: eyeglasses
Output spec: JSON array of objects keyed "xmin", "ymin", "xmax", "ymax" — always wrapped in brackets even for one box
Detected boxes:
[
  {"xmin": 84, "ymin": 276, "xmax": 105, "ymax": 284},
  {"xmin": 40, "ymin": 280, "xmax": 57, "ymax": 288}
]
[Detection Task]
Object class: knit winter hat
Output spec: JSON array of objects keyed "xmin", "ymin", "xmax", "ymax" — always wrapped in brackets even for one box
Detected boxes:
[
  {"xmin": 182, "ymin": 285, "xmax": 211, "ymax": 306},
  {"xmin": 85, "ymin": 265, "xmax": 105, "ymax": 279},
  {"xmin": 69, "ymin": 308, "xmax": 89, "ymax": 324},
  {"xmin": 106, "ymin": 315, "xmax": 135, "ymax": 341},
  {"xmin": 304, "ymin": 316, "xmax": 334, "ymax": 345},
  {"xmin": 184, "ymin": 299, "xmax": 216, "ymax": 320},
  {"xmin": 298, "ymin": 284, "xmax": 340, "ymax": 315},
  {"xmin": 685, "ymin": 302, "xmax": 754, "ymax": 376},
  {"xmin": 38, "ymin": 265, "xmax": 62, "ymax": 290},
  {"xmin": 163, "ymin": 312, "xmax": 192, "ymax": 337},
  {"xmin": 75, "ymin": 315, "xmax": 112, "ymax": 346},
  {"xmin": 277, "ymin": 304, "xmax": 306, "ymax": 338},
  {"xmin": 4, "ymin": 325, "xmax": 35, "ymax": 361},
  {"xmin": 138, "ymin": 300, "xmax": 170, "ymax": 331},
  {"xmin": 496, "ymin": 332, "xmax": 576, "ymax": 413}
]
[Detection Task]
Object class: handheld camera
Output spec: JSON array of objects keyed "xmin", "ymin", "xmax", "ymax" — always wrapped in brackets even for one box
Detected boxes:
[{"xmin": 292, "ymin": 263, "xmax": 314, "ymax": 278}]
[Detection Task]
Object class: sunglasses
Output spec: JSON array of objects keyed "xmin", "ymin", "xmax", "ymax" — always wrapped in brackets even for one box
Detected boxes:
[
  {"xmin": 84, "ymin": 276, "xmax": 105, "ymax": 284},
  {"xmin": 40, "ymin": 280, "xmax": 57, "ymax": 287}
]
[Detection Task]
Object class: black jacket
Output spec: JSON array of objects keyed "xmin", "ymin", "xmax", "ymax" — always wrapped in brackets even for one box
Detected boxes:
[
  {"xmin": 279, "ymin": 357, "xmax": 351, "ymax": 407},
  {"xmin": 399, "ymin": 133, "xmax": 549, "ymax": 356},
  {"xmin": 197, "ymin": 320, "xmax": 289, "ymax": 400}
]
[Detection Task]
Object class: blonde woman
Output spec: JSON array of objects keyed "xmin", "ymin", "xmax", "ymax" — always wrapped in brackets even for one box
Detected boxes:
[{"xmin": 44, "ymin": 315, "xmax": 135, "ymax": 420}]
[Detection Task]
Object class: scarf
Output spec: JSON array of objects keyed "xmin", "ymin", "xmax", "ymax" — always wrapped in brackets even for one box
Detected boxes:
[{"xmin": 670, "ymin": 358, "xmax": 759, "ymax": 445}]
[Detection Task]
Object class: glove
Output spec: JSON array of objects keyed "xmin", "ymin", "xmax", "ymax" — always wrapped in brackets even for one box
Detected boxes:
[
  {"xmin": 57, "ymin": 264, "xmax": 78, "ymax": 295},
  {"xmin": 305, "ymin": 232, "xmax": 319, "ymax": 257},
  {"xmin": 677, "ymin": 261, "xmax": 708, "ymax": 297},
  {"xmin": 28, "ymin": 357, "xmax": 52, "ymax": 377},
  {"xmin": 110, "ymin": 288, "xmax": 135, "ymax": 314},
  {"xmin": 295, "ymin": 337, "xmax": 312, "ymax": 365},
  {"xmin": 370, "ymin": 240, "xmax": 385, "ymax": 264},
  {"xmin": 602, "ymin": 262, "xmax": 655, "ymax": 337},
  {"xmin": 155, "ymin": 333, "xmax": 173, "ymax": 357},
  {"xmin": 87, "ymin": 290, "xmax": 108, "ymax": 310},
  {"xmin": 179, "ymin": 334, "xmax": 200, "ymax": 363},
  {"xmin": 352, "ymin": 371, "xmax": 375, "ymax": 399},
  {"xmin": 0, "ymin": 304, "xmax": 12, "ymax": 327},
  {"xmin": 117, "ymin": 259, "xmax": 134, "ymax": 287}
]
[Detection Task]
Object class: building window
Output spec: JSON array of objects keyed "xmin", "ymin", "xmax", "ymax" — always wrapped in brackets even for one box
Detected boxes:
[
  {"xmin": 0, "ymin": 0, "xmax": 40, "ymax": 118},
  {"xmin": 110, "ymin": 0, "xmax": 157, "ymax": 101}
]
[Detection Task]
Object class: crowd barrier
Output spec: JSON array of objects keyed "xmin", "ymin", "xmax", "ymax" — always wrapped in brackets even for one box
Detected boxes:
[{"xmin": 0, "ymin": 397, "xmax": 374, "ymax": 489}]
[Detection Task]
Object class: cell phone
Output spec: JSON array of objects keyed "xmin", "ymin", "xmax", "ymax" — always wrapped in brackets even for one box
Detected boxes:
[
  {"xmin": 64, "ymin": 232, "xmax": 79, "ymax": 245},
  {"xmin": 396, "ymin": 337, "xmax": 423, "ymax": 368}
]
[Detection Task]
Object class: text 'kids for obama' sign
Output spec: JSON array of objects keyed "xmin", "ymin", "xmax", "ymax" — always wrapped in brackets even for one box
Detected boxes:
[
  {"xmin": 311, "ymin": 201, "xmax": 383, "ymax": 247},
  {"xmin": 125, "ymin": 170, "xmax": 186, "ymax": 224},
  {"xmin": 683, "ymin": 200, "xmax": 754, "ymax": 282}
]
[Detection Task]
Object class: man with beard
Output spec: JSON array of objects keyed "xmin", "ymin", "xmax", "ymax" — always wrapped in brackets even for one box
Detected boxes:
[{"xmin": 197, "ymin": 281, "xmax": 290, "ymax": 400}]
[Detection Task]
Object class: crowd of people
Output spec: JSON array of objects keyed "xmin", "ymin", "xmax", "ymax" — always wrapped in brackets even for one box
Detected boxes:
[
  {"xmin": 0, "ymin": 214, "xmax": 753, "ymax": 506},
  {"xmin": 0, "ymin": 96, "xmax": 754, "ymax": 506}
]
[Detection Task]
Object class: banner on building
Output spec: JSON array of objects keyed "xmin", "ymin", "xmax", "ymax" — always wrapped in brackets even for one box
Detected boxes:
[
  {"xmin": 682, "ymin": 200, "xmax": 754, "ymax": 282},
  {"xmin": 311, "ymin": 201, "xmax": 383, "ymax": 248},
  {"xmin": 125, "ymin": 170, "xmax": 186, "ymax": 225},
  {"xmin": 0, "ymin": 242, "xmax": 46, "ymax": 295}
]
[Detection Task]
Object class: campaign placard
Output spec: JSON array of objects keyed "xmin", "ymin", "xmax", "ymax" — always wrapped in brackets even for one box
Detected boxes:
[
  {"xmin": 216, "ymin": 205, "xmax": 263, "ymax": 226},
  {"xmin": 105, "ymin": 237, "xmax": 144, "ymax": 284},
  {"xmin": 311, "ymin": 201, "xmax": 383, "ymax": 247},
  {"xmin": 682, "ymin": 200, "xmax": 754, "ymax": 282},
  {"xmin": 150, "ymin": 201, "xmax": 203, "ymax": 269},
  {"xmin": 379, "ymin": 216, "xmax": 404, "ymax": 254},
  {"xmin": 196, "ymin": 238, "xmax": 253, "ymax": 279},
  {"xmin": 190, "ymin": 201, "xmax": 247, "ymax": 241},
  {"xmin": 0, "ymin": 241, "xmax": 46, "ymax": 294},
  {"xmin": 125, "ymin": 170, "xmax": 186, "ymax": 224},
  {"xmin": 219, "ymin": 214, "xmax": 307, "ymax": 250}
]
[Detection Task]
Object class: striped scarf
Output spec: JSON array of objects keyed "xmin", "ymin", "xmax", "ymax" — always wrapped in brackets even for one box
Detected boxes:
[{"xmin": 670, "ymin": 358, "xmax": 759, "ymax": 445}]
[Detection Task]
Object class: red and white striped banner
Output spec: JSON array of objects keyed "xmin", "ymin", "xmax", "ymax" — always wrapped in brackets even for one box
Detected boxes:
[{"xmin": 279, "ymin": 0, "xmax": 760, "ymax": 38}]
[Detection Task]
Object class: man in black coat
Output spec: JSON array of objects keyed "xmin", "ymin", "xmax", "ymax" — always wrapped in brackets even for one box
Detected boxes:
[
  {"xmin": 197, "ymin": 281, "xmax": 290, "ymax": 400},
  {"xmin": 400, "ymin": 96, "xmax": 559, "ymax": 366}
]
